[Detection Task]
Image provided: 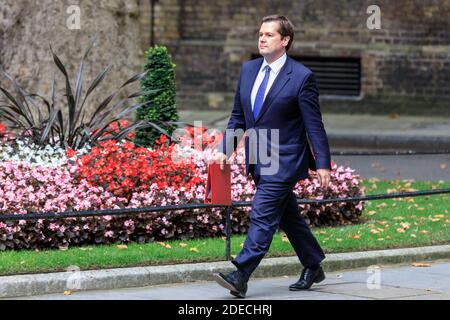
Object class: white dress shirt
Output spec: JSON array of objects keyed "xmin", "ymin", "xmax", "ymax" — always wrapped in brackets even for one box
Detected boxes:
[{"xmin": 250, "ymin": 53, "xmax": 287, "ymax": 112}]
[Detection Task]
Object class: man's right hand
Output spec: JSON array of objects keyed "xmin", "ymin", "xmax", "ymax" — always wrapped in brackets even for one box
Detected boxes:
[{"xmin": 210, "ymin": 152, "xmax": 228, "ymax": 170}]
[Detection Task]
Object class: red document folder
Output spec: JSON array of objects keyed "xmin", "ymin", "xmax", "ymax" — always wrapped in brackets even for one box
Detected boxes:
[{"xmin": 204, "ymin": 163, "xmax": 232, "ymax": 205}]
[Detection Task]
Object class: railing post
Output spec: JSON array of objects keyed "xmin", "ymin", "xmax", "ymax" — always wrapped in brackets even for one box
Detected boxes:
[{"xmin": 225, "ymin": 206, "xmax": 232, "ymax": 261}]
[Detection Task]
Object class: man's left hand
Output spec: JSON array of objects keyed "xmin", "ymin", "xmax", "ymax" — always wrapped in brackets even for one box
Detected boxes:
[{"xmin": 317, "ymin": 168, "xmax": 331, "ymax": 189}]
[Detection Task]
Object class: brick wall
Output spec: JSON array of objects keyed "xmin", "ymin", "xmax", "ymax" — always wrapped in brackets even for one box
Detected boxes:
[{"xmin": 149, "ymin": 0, "xmax": 450, "ymax": 114}]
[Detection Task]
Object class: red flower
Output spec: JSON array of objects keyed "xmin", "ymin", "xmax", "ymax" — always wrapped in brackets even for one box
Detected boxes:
[
  {"xmin": 331, "ymin": 160, "xmax": 337, "ymax": 170},
  {"xmin": 66, "ymin": 148, "xmax": 77, "ymax": 158},
  {"xmin": 77, "ymin": 138, "xmax": 199, "ymax": 200}
]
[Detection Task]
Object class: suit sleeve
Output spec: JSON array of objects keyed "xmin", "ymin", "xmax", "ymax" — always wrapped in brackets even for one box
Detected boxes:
[
  {"xmin": 217, "ymin": 68, "xmax": 246, "ymax": 159},
  {"xmin": 297, "ymin": 72, "xmax": 331, "ymax": 170}
]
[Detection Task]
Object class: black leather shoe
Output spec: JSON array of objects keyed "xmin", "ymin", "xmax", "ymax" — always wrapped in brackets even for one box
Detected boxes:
[
  {"xmin": 289, "ymin": 266, "xmax": 325, "ymax": 291},
  {"xmin": 213, "ymin": 271, "xmax": 248, "ymax": 298}
]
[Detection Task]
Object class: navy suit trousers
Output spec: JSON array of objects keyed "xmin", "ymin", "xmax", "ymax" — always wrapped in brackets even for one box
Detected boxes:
[{"xmin": 232, "ymin": 171, "xmax": 325, "ymax": 281}]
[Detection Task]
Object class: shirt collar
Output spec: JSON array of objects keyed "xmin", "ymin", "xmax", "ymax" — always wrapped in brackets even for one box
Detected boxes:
[{"xmin": 260, "ymin": 53, "xmax": 287, "ymax": 75}]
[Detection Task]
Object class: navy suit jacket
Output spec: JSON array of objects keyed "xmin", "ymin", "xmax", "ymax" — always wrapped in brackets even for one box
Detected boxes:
[{"xmin": 218, "ymin": 55, "xmax": 331, "ymax": 183}]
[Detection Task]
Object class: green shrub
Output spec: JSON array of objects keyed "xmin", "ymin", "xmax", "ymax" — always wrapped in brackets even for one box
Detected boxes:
[{"xmin": 134, "ymin": 45, "xmax": 178, "ymax": 147}]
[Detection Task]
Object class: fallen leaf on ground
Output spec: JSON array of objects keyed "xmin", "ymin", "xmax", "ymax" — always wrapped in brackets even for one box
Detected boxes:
[
  {"xmin": 400, "ymin": 222, "xmax": 411, "ymax": 229},
  {"xmin": 396, "ymin": 228, "xmax": 405, "ymax": 233},
  {"xmin": 351, "ymin": 234, "xmax": 361, "ymax": 239},
  {"xmin": 116, "ymin": 245, "xmax": 128, "ymax": 250},
  {"xmin": 420, "ymin": 230, "xmax": 429, "ymax": 234},
  {"xmin": 63, "ymin": 291, "xmax": 72, "ymax": 295},
  {"xmin": 336, "ymin": 238, "xmax": 342, "ymax": 242},
  {"xmin": 388, "ymin": 113, "xmax": 399, "ymax": 119},
  {"xmin": 189, "ymin": 247, "xmax": 199, "ymax": 253},
  {"xmin": 179, "ymin": 243, "xmax": 188, "ymax": 247},
  {"xmin": 412, "ymin": 263, "xmax": 431, "ymax": 267},
  {"xmin": 378, "ymin": 238, "xmax": 385, "ymax": 241},
  {"xmin": 367, "ymin": 210, "xmax": 377, "ymax": 216},
  {"xmin": 370, "ymin": 229, "xmax": 380, "ymax": 234}
]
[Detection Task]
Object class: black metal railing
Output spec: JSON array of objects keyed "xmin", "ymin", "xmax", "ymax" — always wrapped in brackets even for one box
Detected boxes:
[{"xmin": 1, "ymin": 187, "xmax": 449, "ymax": 260}]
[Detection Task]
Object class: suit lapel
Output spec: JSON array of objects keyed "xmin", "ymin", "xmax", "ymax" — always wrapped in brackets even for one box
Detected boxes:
[{"xmin": 254, "ymin": 57, "xmax": 292, "ymax": 124}]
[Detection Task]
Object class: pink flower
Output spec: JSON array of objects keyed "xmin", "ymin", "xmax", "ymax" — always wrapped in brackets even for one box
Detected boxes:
[
  {"xmin": 104, "ymin": 230, "xmax": 114, "ymax": 238},
  {"xmin": 124, "ymin": 219, "xmax": 134, "ymax": 227}
]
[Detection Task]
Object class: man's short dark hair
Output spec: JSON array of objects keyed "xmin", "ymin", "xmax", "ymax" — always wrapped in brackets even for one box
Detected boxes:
[{"xmin": 261, "ymin": 15, "xmax": 295, "ymax": 51}]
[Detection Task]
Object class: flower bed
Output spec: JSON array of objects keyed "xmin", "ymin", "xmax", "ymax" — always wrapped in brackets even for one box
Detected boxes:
[{"xmin": 0, "ymin": 123, "xmax": 365, "ymax": 250}]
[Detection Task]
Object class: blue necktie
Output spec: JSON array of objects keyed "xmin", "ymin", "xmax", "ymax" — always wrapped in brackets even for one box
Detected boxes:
[{"xmin": 253, "ymin": 65, "xmax": 271, "ymax": 121}]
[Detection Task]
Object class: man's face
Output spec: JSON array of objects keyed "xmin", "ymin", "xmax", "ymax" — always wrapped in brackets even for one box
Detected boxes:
[{"xmin": 258, "ymin": 21, "xmax": 290, "ymax": 59}]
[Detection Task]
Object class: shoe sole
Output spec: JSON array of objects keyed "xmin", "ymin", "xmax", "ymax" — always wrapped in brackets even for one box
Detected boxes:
[
  {"xmin": 289, "ymin": 273, "xmax": 326, "ymax": 291},
  {"xmin": 230, "ymin": 290, "xmax": 245, "ymax": 298},
  {"xmin": 212, "ymin": 273, "xmax": 246, "ymax": 298}
]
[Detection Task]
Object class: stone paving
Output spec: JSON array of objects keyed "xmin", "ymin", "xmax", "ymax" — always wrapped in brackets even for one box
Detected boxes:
[{"xmin": 11, "ymin": 260, "xmax": 449, "ymax": 300}]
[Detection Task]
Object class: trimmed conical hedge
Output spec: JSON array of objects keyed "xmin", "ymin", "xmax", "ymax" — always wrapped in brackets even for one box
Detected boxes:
[{"xmin": 134, "ymin": 45, "xmax": 178, "ymax": 147}]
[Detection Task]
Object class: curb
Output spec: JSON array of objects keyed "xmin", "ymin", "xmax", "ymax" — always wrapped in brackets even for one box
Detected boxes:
[
  {"xmin": 328, "ymin": 133, "xmax": 450, "ymax": 151},
  {"xmin": 1, "ymin": 245, "xmax": 449, "ymax": 299}
]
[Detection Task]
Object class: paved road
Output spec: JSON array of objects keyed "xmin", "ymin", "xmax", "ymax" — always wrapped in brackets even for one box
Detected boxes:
[
  {"xmin": 12, "ymin": 260, "xmax": 450, "ymax": 300},
  {"xmin": 332, "ymin": 152, "xmax": 450, "ymax": 182}
]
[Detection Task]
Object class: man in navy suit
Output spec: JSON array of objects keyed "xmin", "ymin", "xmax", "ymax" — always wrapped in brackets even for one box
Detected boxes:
[{"xmin": 212, "ymin": 15, "xmax": 331, "ymax": 298}]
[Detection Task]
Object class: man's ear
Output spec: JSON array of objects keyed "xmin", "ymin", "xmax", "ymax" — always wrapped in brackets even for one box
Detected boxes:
[{"xmin": 282, "ymin": 36, "xmax": 290, "ymax": 47}]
